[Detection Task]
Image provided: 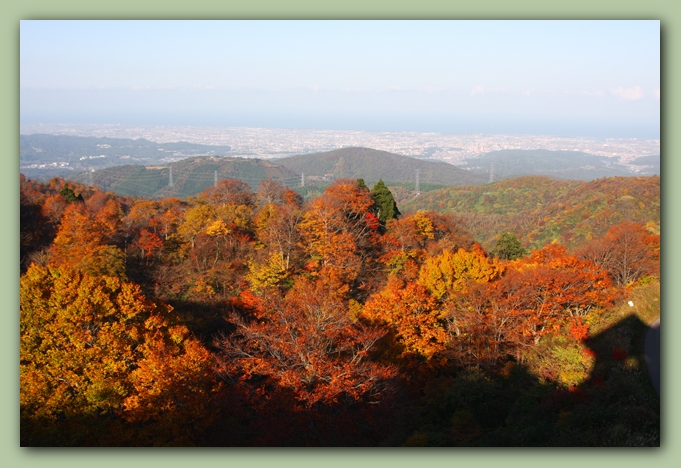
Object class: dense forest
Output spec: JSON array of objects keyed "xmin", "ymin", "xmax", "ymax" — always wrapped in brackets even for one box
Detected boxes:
[
  {"xmin": 402, "ymin": 175, "xmax": 660, "ymax": 250},
  {"xmin": 67, "ymin": 156, "xmax": 299, "ymax": 199},
  {"xmin": 20, "ymin": 172, "xmax": 660, "ymax": 446}
]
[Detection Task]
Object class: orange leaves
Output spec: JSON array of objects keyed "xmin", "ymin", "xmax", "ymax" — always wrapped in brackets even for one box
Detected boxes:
[
  {"xmin": 578, "ymin": 222, "xmax": 659, "ymax": 286},
  {"xmin": 487, "ymin": 244, "xmax": 615, "ymax": 353},
  {"xmin": 380, "ymin": 211, "xmax": 475, "ymax": 281},
  {"xmin": 363, "ymin": 241, "xmax": 616, "ymax": 368},
  {"xmin": 48, "ymin": 202, "xmax": 126, "ymax": 277},
  {"xmin": 21, "ymin": 263, "xmax": 217, "ymax": 444},
  {"xmin": 569, "ymin": 318, "xmax": 590, "ymax": 342},
  {"xmin": 20, "ymin": 265, "xmax": 154, "ymax": 419},
  {"xmin": 298, "ymin": 180, "xmax": 377, "ymax": 287},
  {"xmin": 363, "ymin": 278, "xmax": 448, "ymax": 362},
  {"xmin": 123, "ymin": 325, "xmax": 216, "ymax": 427},
  {"xmin": 136, "ymin": 229, "xmax": 163, "ymax": 258},
  {"xmin": 322, "ymin": 178, "xmax": 375, "ymax": 217},
  {"xmin": 217, "ymin": 278, "xmax": 396, "ymax": 408}
]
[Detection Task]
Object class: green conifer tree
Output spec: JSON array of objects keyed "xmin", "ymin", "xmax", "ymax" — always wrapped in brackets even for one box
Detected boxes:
[
  {"xmin": 490, "ymin": 232, "xmax": 527, "ymax": 260},
  {"xmin": 371, "ymin": 180, "xmax": 400, "ymax": 224}
]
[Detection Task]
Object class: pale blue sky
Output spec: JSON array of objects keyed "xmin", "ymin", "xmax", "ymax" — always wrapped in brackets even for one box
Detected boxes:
[{"xmin": 20, "ymin": 20, "xmax": 660, "ymax": 138}]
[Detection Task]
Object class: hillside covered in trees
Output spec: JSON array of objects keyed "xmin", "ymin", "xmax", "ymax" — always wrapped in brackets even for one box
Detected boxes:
[
  {"xmin": 20, "ymin": 172, "xmax": 660, "ymax": 446},
  {"xmin": 276, "ymin": 147, "xmax": 488, "ymax": 186},
  {"xmin": 67, "ymin": 156, "xmax": 299, "ymax": 199},
  {"xmin": 402, "ymin": 175, "xmax": 660, "ymax": 251}
]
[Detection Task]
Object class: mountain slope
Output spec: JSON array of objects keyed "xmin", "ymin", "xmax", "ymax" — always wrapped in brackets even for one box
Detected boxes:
[
  {"xmin": 20, "ymin": 133, "xmax": 233, "ymax": 180},
  {"xmin": 276, "ymin": 147, "xmax": 487, "ymax": 186},
  {"xmin": 459, "ymin": 149, "xmax": 660, "ymax": 181},
  {"xmin": 67, "ymin": 156, "xmax": 299, "ymax": 199},
  {"xmin": 402, "ymin": 175, "xmax": 660, "ymax": 250}
]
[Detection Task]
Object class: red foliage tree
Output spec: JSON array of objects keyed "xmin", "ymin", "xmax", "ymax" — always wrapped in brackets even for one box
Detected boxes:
[
  {"xmin": 578, "ymin": 222, "xmax": 659, "ymax": 286},
  {"xmin": 216, "ymin": 278, "xmax": 397, "ymax": 409}
]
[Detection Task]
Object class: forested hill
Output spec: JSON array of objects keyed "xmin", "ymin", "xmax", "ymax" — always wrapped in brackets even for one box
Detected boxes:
[
  {"xmin": 276, "ymin": 147, "xmax": 488, "ymax": 186},
  {"xmin": 459, "ymin": 149, "xmax": 660, "ymax": 181},
  {"xmin": 20, "ymin": 174, "xmax": 660, "ymax": 446},
  {"xmin": 402, "ymin": 175, "xmax": 660, "ymax": 250},
  {"xmin": 67, "ymin": 156, "xmax": 299, "ymax": 199}
]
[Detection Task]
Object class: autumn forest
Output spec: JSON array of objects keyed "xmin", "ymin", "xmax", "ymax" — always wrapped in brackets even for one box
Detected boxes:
[{"xmin": 19, "ymin": 172, "xmax": 660, "ymax": 446}]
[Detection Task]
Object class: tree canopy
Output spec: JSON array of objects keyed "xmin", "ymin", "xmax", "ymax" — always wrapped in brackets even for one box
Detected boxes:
[{"xmin": 371, "ymin": 179, "xmax": 401, "ymax": 224}]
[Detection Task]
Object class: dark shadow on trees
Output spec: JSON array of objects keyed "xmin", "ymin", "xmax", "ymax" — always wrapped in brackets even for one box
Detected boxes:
[
  {"xmin": 21, "ymin": 315, "xmax": 660, "ymax": 447},
  {"xmin": 165, "ymin": 298, "xmax": 236, "ymax": 347},
  {"xmin": 395, "ymin": 314, "xmax": 660, "ymax": 447}
]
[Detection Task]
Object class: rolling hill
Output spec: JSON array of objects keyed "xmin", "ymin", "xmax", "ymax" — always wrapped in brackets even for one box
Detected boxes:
[
  {"xmin": 459, "ymin": 149, "xmax": 660, "ymax": 181},
  {"xmin": 401, "ymin": 175, "xmax": 660, "ymax": 250},
  {"xmin": 66, "ymin": 156, "xmax": 299, "ymax": 199},
  {"xmin": 276, "ymin": 147, "xmax": 488, "ymax": 187}
]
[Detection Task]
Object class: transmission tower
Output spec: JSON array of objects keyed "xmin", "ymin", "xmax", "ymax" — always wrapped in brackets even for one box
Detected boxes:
[
  {"xmin": 301, "ymin": 172, "xmax": 305, "ymax": 187},
  {"xmin": 169, "ymin": 166, "xmax": 173, "ymax": 187},
  {"xmin": 489, "ymin": 162, "xmax": 495, "ymax": 183},
  {"xmin": 214, "ymin": 170, "xmax": 218, "ymax": 187},
  {"xmin": 415, "ymin": 169, "xmax": 421, "ymax": 195}
]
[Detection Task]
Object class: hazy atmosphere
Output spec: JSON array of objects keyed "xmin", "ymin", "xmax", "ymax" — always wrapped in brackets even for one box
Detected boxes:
[{"xmin": 20, "ymin": 20, "xmax": 660, "ymax": 138}]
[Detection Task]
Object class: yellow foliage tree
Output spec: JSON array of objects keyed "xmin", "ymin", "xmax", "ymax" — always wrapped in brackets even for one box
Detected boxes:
[
  {"xmin": 20, "ymin": 264, "xmax": 216, "ymax": 445},
  {"xmin": 418, "ymin": 246, "xmax": 504, "ymax": 300},
  {"xmin": 246, "ymin": 251, "xmax": 289, "ymax": 292}
]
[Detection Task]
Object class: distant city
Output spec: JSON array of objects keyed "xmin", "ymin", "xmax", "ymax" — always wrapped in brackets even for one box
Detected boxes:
[{"xmin": 20, "ymin": 123, "xmax": 660, "ymax": 168}]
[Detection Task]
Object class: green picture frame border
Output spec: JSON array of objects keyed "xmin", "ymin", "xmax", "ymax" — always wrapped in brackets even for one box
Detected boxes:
[{"xmin": 6, "ymin": 1, "xmax": 674, "ymax": 465}]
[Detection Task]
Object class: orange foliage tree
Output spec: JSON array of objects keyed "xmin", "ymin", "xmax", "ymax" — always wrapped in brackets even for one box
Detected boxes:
[
  {"xmin": 298, "ymin": 179, "xmax": 377, "ymax": 288},
  {"xmin": 578, "ymin": 221, "xmax": 660, "ymax": 286},
  {"xmin": 48, "ymin": 202, "xmax": 126, "ymax": 278},
  {"xmin": 484, "ymin": 244, "xmax": 616, "ymax": 359},
  {"xmin": 216, "ymin": 278, "xmax": 397, "ymax": 409},
  {"xmin": 362, "ymin": 277, "xmax": 448, "ymax": 365},
  {"xmin": 380, "ymin": 211, "xmax": 474, "ymax": 281},
  {"xmin": 20, "ymin": 264, "xmax": 216, "ymax": 445}
]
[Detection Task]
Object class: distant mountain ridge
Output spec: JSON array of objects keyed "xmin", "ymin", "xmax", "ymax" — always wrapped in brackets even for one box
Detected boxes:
[
  {"xmin": 22, "ymin": 135, "xmax": 661, "ymax": 204},
  {"xmin": 460, "ymin": 149, "xmax": 660, "ymax": 181},
  {"xmin": 20, "ymin": 133, "xmax": 233, "ymax": 180},
  {"xmin": 276, "ymin": 147, "xmax": 488, "ymax": 187}
]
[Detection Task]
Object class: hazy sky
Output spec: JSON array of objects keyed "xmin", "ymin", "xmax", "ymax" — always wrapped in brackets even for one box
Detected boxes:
[{"xmin": 20, "ymin": 20, "xmax": 660, "ymax": 138}]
